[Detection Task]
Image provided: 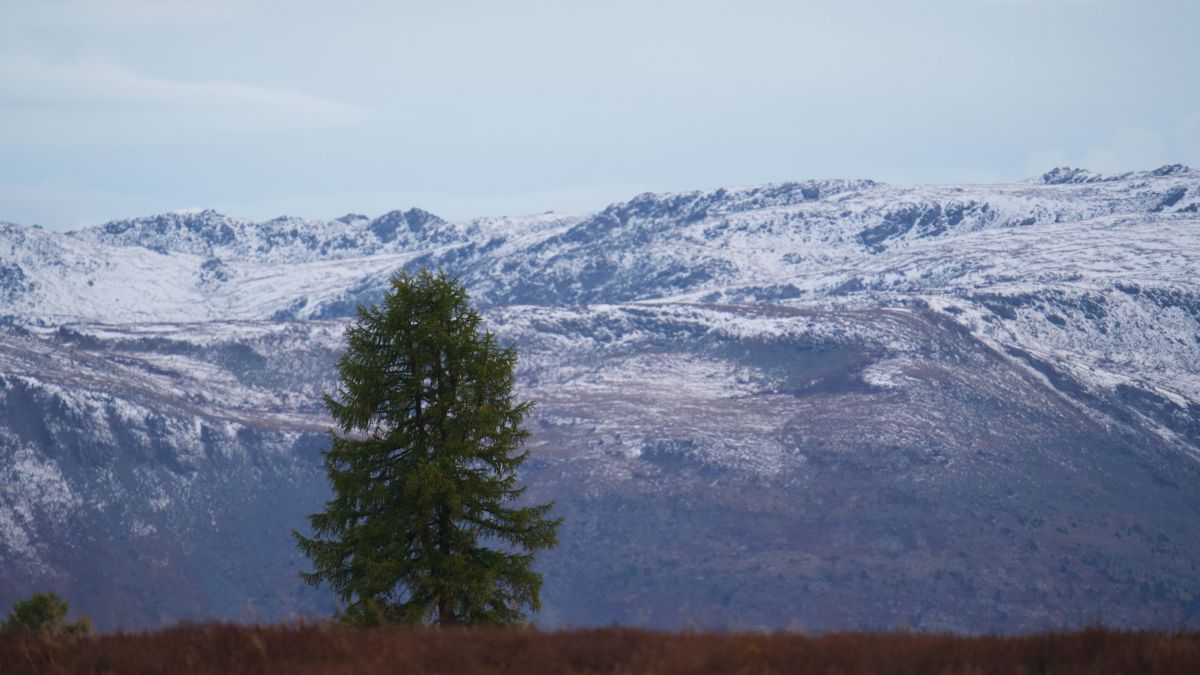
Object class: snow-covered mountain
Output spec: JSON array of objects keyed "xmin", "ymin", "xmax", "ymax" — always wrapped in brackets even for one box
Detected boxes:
[{"xmin": 1, "ymin": 166, "xmax": 1198, "ymax": 631}]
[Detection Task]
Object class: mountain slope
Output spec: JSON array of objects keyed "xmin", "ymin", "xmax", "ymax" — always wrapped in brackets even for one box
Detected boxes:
[{"xmin": 0, "ymin": 165, "xmax": 1197, "ymax": 631}]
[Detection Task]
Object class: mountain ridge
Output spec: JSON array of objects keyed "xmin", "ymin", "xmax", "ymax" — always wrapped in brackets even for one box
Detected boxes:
[{"xmin": 1, "ymin": 165, "xmax": 1198, "ymax": 632}]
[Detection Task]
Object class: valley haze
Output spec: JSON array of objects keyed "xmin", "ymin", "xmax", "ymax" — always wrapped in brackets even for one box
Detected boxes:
[{"xmin": 0, "ymin": 166, "xmax": 1198, "ymax": 632}]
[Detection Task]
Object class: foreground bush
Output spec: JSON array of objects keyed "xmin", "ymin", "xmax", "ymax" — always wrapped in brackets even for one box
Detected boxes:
[
  {"xmin": 4, "ymin": 592, "xmax": 92, "ymax": 636},
  {"xmin": 2, "ymin": 623, "xmax": 1200, "ymax": 674}
]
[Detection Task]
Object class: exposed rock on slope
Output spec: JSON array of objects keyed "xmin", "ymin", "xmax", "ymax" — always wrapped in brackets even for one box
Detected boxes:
[{"xmin": 1, "ymin": 166, "xmax": 1198, "ymax": 630}]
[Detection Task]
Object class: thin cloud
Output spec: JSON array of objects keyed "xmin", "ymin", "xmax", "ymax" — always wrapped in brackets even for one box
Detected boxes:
[
  {"xmin": 935, "ymin": 0, "xmax": 1109, "ymax": 4},
  {"xmin": 0, "ymin": 59, "xmax": 377, "ymax": 151},
  {"xmin": 1180, "ymin": 113, "xmax": 1200, "ymax": 167},
  {"xmin": 1, "ymin": 0, "xmax": 237, "ymax": 33},
  {"xmin": 0, "ymin": 182, "xmax": 143, "ymax": 229},
  {"xmin": 0, "ymin": 60, "xmax": 371, "ymax": 121},
  {"xmin": 1027, "ymin": 127, "xmax": 1172, "ymax": 176}
]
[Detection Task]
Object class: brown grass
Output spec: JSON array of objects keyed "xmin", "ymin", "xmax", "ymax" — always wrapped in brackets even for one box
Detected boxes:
[{"xmin": 3, "ymin": 624, "xmax": 1200, "ymax": 675}]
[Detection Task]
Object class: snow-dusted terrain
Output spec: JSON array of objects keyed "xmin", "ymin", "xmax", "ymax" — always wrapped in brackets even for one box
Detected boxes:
[{"xmin": 1, "ymin": 165, "xmax": 1198, "ymax": 631}]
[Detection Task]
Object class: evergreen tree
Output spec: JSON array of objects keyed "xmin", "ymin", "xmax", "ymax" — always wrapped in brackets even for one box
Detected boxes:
[
  {"xmin": 4, "ymin": 592, "xmax": 92, "ymax": 635},
  {"xmin": 295, "ymin": 270, "xmax": 560, "ymax": 626}
]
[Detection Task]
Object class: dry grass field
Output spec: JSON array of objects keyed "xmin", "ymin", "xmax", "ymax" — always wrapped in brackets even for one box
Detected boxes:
[{"xmin": 3, "ymin": 624, "xmax": 1200, "ymax": 674}]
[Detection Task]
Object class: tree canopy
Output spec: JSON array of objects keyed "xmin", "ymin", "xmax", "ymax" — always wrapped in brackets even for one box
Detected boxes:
[
  {"xmin": 4, "ymin": 592, "xmax": 91, "ymax": 635},
  {"xmin": 295, "ymin": 270, "xmax": 559, "ymax": 626}
]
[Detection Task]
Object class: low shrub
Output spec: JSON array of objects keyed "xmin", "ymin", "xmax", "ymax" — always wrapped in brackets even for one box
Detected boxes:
[{"xmin": 4, "ymin": 592, "xmax": 92, "ymax": 636}]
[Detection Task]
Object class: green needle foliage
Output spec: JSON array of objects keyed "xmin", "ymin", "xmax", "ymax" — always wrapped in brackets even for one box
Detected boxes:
[
  {"xmin": 4, "ymin": 592, "xmax": 92, "ymax": 636},
  {"xmin": 295, "ymin": 270, "xmax": 560, "ymax": 627}
]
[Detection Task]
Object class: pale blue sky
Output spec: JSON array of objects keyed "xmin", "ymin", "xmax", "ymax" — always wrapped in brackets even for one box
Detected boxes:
[{"xmin": 2, "ymin": 0, "xmax": 1198, "ymax": 229}]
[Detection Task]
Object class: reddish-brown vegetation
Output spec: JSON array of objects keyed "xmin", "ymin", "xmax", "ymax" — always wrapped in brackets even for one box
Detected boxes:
[{"xmin": 3, "ymin": 624, "xmax": 1200, "ymax": 674}]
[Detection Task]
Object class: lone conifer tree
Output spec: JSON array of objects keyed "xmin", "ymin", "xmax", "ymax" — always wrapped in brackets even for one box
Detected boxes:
[{"xmin": 295, "ymin": 270, "xmax": 559, "ymax": 626}]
